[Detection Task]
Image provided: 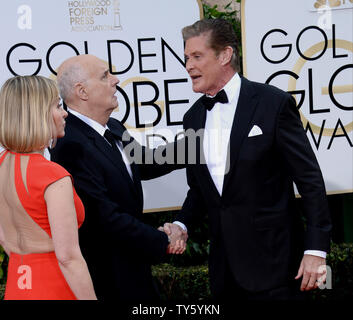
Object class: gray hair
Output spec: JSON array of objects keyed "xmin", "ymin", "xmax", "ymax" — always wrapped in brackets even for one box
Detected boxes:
[
  {"xmin": 182, "ymin": 19, "xmax": 240, "ymax": 72},
  {"xmin": 57, "ymin": 63, "xmax": 88, "ymax": 103}
]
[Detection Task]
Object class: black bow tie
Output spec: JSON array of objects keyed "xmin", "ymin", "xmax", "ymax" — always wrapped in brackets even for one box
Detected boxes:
[{"xmin": 201, "ymin": 89, "xmax": 228, "ymax": 111}]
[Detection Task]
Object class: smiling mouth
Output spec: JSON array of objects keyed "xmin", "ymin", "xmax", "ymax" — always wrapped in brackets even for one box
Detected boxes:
[{"xmin": 191, "ymin": 75, "xmax": 201, "ymax": 81}]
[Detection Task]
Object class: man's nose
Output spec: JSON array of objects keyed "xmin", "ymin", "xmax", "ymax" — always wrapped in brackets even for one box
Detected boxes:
[
  {"xmin": 186, "ymin": 59, "xmax": 193, "ymax": 73},
  {"xmin": 111, "ymin": 74, "xmax": 119, "ymax": 86}
]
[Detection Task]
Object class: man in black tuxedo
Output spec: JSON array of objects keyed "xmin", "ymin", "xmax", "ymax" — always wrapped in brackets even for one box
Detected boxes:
[
  {"xmin": 164, "ymin": 19, "xmax": 332, "ymax": 300},
  {"xmin": 51, "ymin": 54, "xmax": 186, "ymax": 301}
]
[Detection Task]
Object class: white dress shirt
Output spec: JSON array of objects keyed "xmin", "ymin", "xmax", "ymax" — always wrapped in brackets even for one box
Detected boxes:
[
  {"xmin": 203, "ymin": 73, "xmax": 241, "ymax": 195},
  {"xmin": 174, "ymin": 73, "xmax": 241, "ymax": 231},
  {"xmin": 175, "ymin": 74, "xmax": 325, "ymax": 258},
  {"xmin": 67, "ymin": 108, "xmax": 133, "ymax": 180}
]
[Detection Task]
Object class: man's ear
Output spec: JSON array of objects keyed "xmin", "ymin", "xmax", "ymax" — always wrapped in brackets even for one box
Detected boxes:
[
  {"xmin": 75, "ymin": 82, "xmax": 88, "ymax": 101},
  {"xmin": 219, "ymin": 46, "xmax": 233, "ymax": 66}
]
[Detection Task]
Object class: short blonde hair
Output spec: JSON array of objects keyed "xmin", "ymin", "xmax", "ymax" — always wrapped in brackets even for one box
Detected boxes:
[{"xmin": 0, "ymin": 75, "xmax": 59, "ymax": 153}]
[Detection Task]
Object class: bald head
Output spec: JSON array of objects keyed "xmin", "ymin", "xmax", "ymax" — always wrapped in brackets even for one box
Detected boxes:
[
  {"xmin": 57, "ymin": 54, "xmax": 98, "ymax": 104},
  {"xmin": 56, "ymin": 54, "xmax": 119, "ymax": 125}
]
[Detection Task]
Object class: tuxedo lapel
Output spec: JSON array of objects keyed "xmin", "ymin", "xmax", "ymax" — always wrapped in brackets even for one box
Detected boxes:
[
  {"xmin": 191, "ymin": 99, "xmax": 222, "ymax": 199},
  {"xmin": 68, "ymin": 113, "xmax": 138, "ymax": 196},
  {"xmin": 129, "ymin": 162, "xmax": 143, "ymax": 204},
  {"xmin": 107, "ymin": 118, "xmax": 143, "ymax": 203},
  {"xmin": 222, "ymin": 77, "xmax": 259, "ymax": 195}
]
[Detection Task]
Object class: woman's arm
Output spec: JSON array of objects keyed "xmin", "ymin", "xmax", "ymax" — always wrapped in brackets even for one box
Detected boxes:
[
  {"xmin": 0, "ymin": 223, "xmax": 10, "ymax": 256},
  {"xmin": 45, "ymin": 176, "xmax": 97, "ymax": 300}
]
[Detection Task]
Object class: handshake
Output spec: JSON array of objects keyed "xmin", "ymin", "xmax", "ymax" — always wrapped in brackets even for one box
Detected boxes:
[{"xmin": 158, "ymin": 223, "xmax": 188, "ymax": 255}]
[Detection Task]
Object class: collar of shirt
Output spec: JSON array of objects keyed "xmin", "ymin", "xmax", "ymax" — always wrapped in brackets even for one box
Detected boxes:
[
  {"xmin": 223, "ymin": 72, "xmax": 241, "ymax": 105},
  {"xmin": 205, "ymin": 72, "xmax": 241, "ymax": 108},
  {"xmin": 67, "ymin": 107, "xmax": 108, "ymax": 136},
  {"xmin": 67, "ymin": 107, "xmax": 133, "ymax": 179},
  {"xmin": 205, "ymin": 72, "xmax": 241, "ymax": 132}
]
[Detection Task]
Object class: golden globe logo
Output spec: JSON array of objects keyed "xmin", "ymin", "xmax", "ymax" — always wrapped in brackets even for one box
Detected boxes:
[
  {"xmin": 261, "ymin": 23, "xmax": 352, "ymax": 150},
  {"xmin": 314, "ymin": 0, "xmax": 353, "ymax": 9}
]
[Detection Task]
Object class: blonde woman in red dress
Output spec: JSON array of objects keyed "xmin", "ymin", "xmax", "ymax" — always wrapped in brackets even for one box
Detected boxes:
[{"xmin": 0, "ymin": 75, "xmax": 96, "ymax": 300}]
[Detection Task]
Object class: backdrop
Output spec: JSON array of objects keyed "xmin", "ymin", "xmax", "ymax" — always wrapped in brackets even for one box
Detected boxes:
[
  {"xmin": 0, "ymin": 0, "xmax": 202, "ymax": 212},
  {"xmin": 242, "ymin": 0, "xmax": 353, "ymax": 194},
  {"xmin": 1, "ymin": 0, "xmax": 351, "ymax": 213}
]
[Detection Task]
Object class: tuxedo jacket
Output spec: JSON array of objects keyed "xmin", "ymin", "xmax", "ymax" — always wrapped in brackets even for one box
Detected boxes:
[
  {"xmin": 177, "ymin": 76, "xmax": 332, "ymax": 294},
  {"xmin": 51, "ymin": 113, "xmax": 178, "ymax": 301}
]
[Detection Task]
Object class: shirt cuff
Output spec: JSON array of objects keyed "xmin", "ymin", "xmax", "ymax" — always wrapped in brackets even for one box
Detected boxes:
[
  {"xmin": 304, "ymin": 250, "xmax": 326, "ymax": 259},
  {"xmin": 173, "ymin": 221, "xmax": 187, "ymax": 232}
]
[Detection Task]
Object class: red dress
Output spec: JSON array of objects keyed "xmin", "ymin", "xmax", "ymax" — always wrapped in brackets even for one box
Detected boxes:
[{"xmin": 1, "ymin": 150, "xmax": 85, "ymax": 300}]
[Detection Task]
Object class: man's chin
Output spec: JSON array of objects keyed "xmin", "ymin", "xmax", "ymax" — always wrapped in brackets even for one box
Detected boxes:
[{"xmin": 192, "ymin": 85, "xmax": 203, "ymax": 94}]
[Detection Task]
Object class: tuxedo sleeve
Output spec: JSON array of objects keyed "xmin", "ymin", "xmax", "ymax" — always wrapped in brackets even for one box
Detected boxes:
[
  {"xmin": 176, "ymin": 166, "xmax": 206, "ymax": 229},
  {"xmin": 108, "ymin": 117, "xmax": 185, "ymax": 179},
  {"xmin": 276, "ymin": 94, "xmax": 332, "ymax": 252},
  {"xmin": 138, "ymin": 139, "xmax": 186, "ymax": 180},
  {"xmin": 50, "ymin": 140, "xmax": 169, "ymax": 264}
]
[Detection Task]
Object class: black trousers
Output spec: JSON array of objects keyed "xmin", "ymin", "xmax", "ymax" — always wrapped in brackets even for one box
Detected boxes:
[{"xmin": 214, "ymin": 260, "xmax": 307, "ymax": 302}]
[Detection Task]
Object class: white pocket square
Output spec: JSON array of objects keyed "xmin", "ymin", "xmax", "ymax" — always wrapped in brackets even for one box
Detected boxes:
[{"xmin": 248, "ymin": 125, "xmax": 263, "ymax": 137}]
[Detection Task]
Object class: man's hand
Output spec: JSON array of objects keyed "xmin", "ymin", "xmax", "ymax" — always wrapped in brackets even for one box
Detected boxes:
[
  {"xmin": 158, "ymin": 223, "xmax": 188, "ymax": 254},
  {"xmin": 295, "ymin": 255, "xmax": 327, "ymax": 291}
]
